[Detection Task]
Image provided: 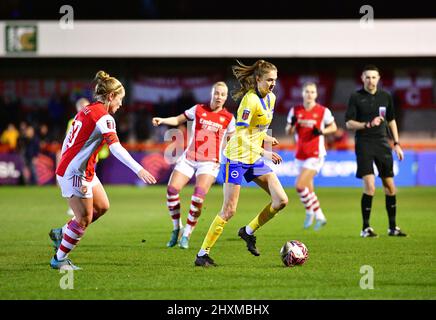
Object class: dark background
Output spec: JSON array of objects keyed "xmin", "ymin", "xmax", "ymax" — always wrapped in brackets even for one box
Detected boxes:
[{"xmin": 1, "ymin": 0, "xmax": 435, "ymax": 20}]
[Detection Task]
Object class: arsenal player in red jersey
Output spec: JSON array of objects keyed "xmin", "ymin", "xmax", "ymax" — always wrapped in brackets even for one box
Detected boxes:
[
  {"xmin": 49, "ymin": 71, "xmax": 156, "ymax": 270},
  {"xmin": 152, "ymin": 82, "xmax": 235, "ymax": 249},
  {"xmin": 286, "ymin": 82, "xmax": 337, "ymax": 230}
]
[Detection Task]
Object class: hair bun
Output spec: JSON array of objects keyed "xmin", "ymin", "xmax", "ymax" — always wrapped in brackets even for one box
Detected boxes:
[{"xmin": 95, "ymin": 70, "xmax": 110, "ymax": 82}]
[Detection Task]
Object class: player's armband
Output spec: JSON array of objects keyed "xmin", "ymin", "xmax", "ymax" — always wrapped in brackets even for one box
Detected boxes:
[{"xmin": 103, "ymin": 132, "xmax": 119, "ymax": 146}]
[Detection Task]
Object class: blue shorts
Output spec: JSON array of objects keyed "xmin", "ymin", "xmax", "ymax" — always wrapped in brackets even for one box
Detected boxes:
[{"xmin": 223, "ymin": 158, "xmax": 273, "ymax": 185}]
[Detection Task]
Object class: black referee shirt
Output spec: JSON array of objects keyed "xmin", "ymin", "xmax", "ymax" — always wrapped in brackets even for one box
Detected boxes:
[{"xmin": 345, "ymin": 88, "xmax": 395, "ymax": 140}]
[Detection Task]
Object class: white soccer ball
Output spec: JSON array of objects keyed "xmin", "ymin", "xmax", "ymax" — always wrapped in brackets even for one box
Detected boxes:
[{"xmin": 280, "ymin": 240, "xmax": 309, "ymax": 267}]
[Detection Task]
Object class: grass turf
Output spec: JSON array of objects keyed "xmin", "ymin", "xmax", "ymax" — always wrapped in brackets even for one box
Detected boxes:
[{"xmin": 0, "ymin": 185, "xmax": 434, "ymax": 299}]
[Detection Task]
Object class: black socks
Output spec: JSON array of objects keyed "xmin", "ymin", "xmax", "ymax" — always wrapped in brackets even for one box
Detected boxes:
[
  {"xmin": 386, "ymin": 195, "xmax": 397, "ymax": 230},
  {"xmin": 361, "ymin": 193, "xmax": 373, "ymax": 230}
]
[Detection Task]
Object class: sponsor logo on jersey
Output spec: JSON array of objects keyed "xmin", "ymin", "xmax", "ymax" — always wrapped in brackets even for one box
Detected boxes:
[
  {"xmin": 199, "ymin": 118, "xmax": 223, "ymax": 131},
  {"xmin": 298, "ymin": 119, "xmax": 317, "ymax": 128}
]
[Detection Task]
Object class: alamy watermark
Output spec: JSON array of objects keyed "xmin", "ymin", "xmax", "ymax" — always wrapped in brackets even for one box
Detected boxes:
[
  {"xmin": 59, "ymin": 269, "xmax": 74, "ymax": 290},
  {"xmin": 359, "ymin": 265, "xmax": 374, "ymax": 289},
  {"xmin": 359, "ymin": 5, "xmax": 374, "ymax": 29},
  {"xmin": 59, "ymin": 5, "xmax": 74, "ymax": 30}
]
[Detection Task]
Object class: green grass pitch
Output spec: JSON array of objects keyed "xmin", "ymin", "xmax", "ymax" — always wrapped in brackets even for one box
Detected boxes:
[{"xmin": 0, "ymin": 185, "xmax": 434, "ymax": 299}]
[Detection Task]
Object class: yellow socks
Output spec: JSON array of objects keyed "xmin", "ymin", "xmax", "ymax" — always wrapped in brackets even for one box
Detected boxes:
[
  {"xmin": 199, "ymin": 203, "xmax": 279, "ymax": 256},
  {"xmin": 200, "ymin": 215, "xmax": 227, "ymax": 254},
  {"xmin": 247, "ymin": 203, "xmax": 279, "ymax": 233}
]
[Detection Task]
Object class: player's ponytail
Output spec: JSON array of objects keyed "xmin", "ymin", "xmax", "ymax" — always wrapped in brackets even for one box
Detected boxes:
[
  {"xmin": 94, "ymin": 70, "xmax": 124, "ymax": 103},
  {"xmin": 231, "ymin": 59, "xmax": 277, "ymax": 101}
]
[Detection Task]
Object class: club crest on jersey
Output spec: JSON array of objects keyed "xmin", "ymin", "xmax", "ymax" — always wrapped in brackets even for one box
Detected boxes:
[
  {"xmin": 80, "ymin": 185, "xmax": 88, "ymax": 194},
  {"xmin": 106, "ymin": 120, "xmax": 115, "ymax": 129},
  {"xmin": 242, "ymin": 109, "xmax": 250, "ymax": 120},
  {"xmin": 230, "ymin": 170, "xmax": 239, "ymax": 179},
  {"xmin": 219, "ymin": 116, "xmax": 225, "ymax": 123}
]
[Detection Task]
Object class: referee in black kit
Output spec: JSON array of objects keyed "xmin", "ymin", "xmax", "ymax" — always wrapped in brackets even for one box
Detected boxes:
[{"xmin": 345, "ymin": 65, "xmax": 407, "ymax": 238}]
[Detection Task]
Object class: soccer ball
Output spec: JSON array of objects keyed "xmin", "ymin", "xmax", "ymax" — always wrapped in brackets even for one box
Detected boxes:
[{"xmin": 280, "ymin": 240, "xmax": 309, "ymax": 267}]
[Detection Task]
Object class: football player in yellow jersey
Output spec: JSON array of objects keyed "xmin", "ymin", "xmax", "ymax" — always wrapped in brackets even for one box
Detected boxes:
[{"xmin": 195, "ymin": 60, "xmax": 289, "ymax": 267}]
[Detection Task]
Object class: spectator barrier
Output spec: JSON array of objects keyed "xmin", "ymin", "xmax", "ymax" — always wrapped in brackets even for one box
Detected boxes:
[{"xmin": 1, "ymin": 150, "xmax": 434, "ymax": 187}]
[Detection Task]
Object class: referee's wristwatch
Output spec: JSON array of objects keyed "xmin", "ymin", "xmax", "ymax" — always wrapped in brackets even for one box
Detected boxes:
[{"xmin": 394, "ymin": 141, "xmax": 400, "ymax": 146}]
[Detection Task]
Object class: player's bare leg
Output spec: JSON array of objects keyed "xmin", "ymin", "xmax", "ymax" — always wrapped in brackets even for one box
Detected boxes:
[
  {"xmin": 238, "ymin": 173, "xmax": 288, "ymax": 256},
  {"xmin": 50, "ymin": 182, "xmax": 108, "ymax": 253},
  {"xmin": 195, "ymin": 183, "xmax": 241, "ymax": 266},
  {"xmin": 166, "ymin": 170, "xmax": 191, "ymax": 247},
  {"xmin": 219, "ymin": 182, "xmax": 241, "ymax": 221},
  {"xmin": 180, "ymin": 174, "xmax": 215, "ymax": 249},
  {"xmin": 50, "ymin": 196, "xmax": 93, "ymax": 270},
  {"xmin": 253, "ymin": 172, "xmax": 288, "ymax": 211},
  {"xmin": 91, "ymin": 182, "xmax": 110, "ymax": 222},
  {"xmin": 362, "ymin": 174, "xmax": 376, "ymax": 196}
]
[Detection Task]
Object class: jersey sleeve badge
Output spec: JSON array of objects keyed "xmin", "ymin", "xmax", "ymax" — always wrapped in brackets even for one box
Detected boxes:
[
  {"xmin": 242, "ymin": 109, "xmax": 250, "ymax": 121},
  {"xmin": 106, "ymin": 119, "xmax": 115, "ymax": 129}
]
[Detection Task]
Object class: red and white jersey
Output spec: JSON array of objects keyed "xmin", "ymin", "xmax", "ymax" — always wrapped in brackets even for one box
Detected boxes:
[
  {"xmin": 287, "ymin": 104, "xmax": 334, "ymax": 160},
  {"xmin": 184, "ymin": 104, "xmax": 235, "ymax": 163},
  {"xmin": 56, "ymin": 102, "xmax": 119, "ymax": 181}
]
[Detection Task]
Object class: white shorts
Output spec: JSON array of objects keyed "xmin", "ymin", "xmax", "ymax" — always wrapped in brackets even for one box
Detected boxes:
[
  {"xmin": 173, "ymin": 154, "xmax": 221, "ymax": 179},
  {"xmin": 295, "ymin": 157, "xmax": 325, "ymax": 174},
  {"xmin": 57, "ymin": 174, "xmax": 101, "ymax": 199}
]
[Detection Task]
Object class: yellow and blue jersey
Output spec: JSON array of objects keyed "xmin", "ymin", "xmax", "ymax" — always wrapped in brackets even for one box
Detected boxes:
[{"xmin": 224, "ymin": 89, "xmax": 276, "ymax": 164}]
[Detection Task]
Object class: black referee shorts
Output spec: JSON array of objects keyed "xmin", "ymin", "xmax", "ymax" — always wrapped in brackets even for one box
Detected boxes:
[{"xmin": 355, "ymin": 139, "xmax": 394, "ymax": 179}]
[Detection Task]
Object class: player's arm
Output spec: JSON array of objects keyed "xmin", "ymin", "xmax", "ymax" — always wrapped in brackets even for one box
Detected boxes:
[
  {"xmin": 235, "ymin": 96, "xmax": 268, "ymax": 155},
  {"xmin": 345, "ymin": 94, "xmax": 366, "ymax": 130},
  {"xmin": 226, "ymin": 130, "xmax": 235, "ymax": 141},
  {"xmin": 388, "ymin": 119, "xmax": 404, "ymax": 161},
  {"xmin": 260, "ymin": 147, "xmax": 282, "ymax": 165},
  {"xmin": 263, "ymin": 135, "xmax": 279, "ymax": 146},
  {"xmin": 318, "ymin": 121, "xmax": 337, "ymax": 136},
  {"xmin": 153, "ymin": 104, "xmax": 197, "ymax": 126},
  {"xmin": 108, "ymin": 142, "xmax": 156, "ymax": 184},
  {"xmin": 235, "ymin": 95, "xmax": 281, "ymax": 163},
  {"xmin": 314, "ymin": 108, "xmax": 337, "ymax": 136},
  {"xmin": 238, "ymin": 129, "xmax": 281, "ymax": 164},
  {"xmin": 152, "ymin": 114, "xmax": 187, "ymax": 127},
  {"xmin": 225, "ymin": 116, "xmax": 236, "ymax": 142},
  {"xmin": 345, "ymin": 95, "xmax": 382, "ymax": 131},
  {"xmin": 346, "ymin": 120, "xmax": 366, "ymax": 131},
  {"xmin": 285, "ymin": 107, "xmax": 297, "ymax": 135},
  {"xmin": 285, "ymin": 123, "xmax": 296, "ymax": 135},
  {"xmin": 346, "ymin": 118, "xmax": 384, "ymax": 131},
  {"xmin": 235, "ymin": 123, "xmax": 281, "ymax": 163},
  {"xmin": 237, "ymin": 127, "xmax": 281, "ymax": 164},
  {"xmin": 97, "ymin": 115, "xmax": 156, "ymax": 184}
]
